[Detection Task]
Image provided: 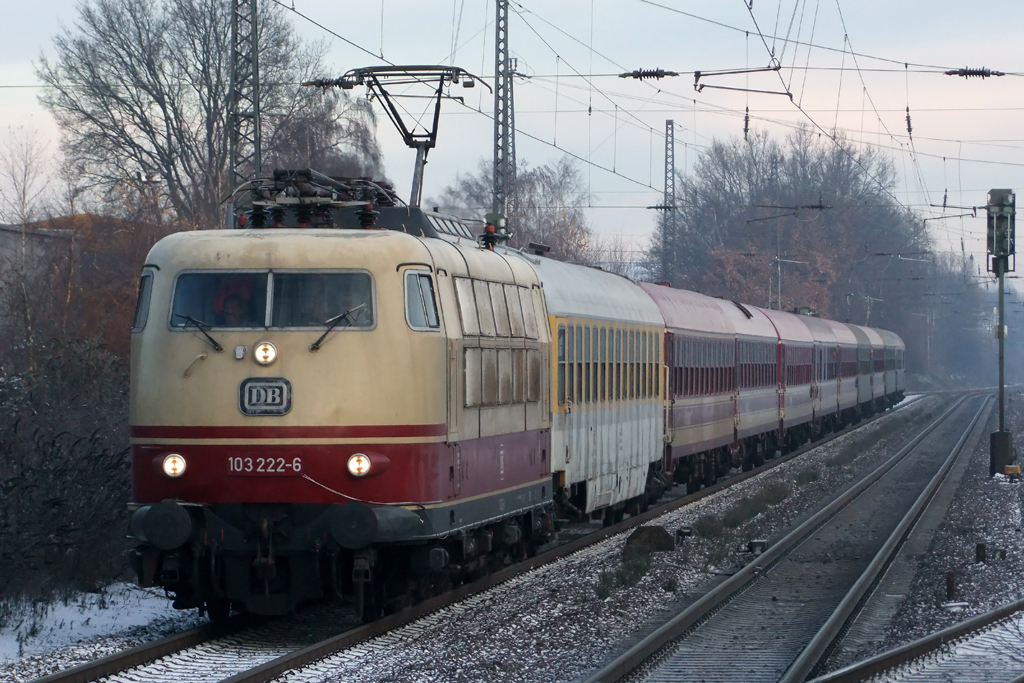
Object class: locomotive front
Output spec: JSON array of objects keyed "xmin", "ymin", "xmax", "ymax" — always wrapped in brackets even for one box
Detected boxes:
[{"xmin": 128, "ymin": 228, "xmax": 448, "ymax": 618}]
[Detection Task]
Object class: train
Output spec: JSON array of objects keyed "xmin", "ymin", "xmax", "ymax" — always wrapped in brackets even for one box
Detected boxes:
[{"xmin": 127, "ymin": 170, "xmax": 905, "ymax": 621}]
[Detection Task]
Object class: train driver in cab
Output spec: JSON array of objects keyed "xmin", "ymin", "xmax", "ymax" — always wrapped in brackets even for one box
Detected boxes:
[
  {"xmin": 336, "ymin": 278, "xmax": 372, "ymax": 327},
  {"xmin": 213, "ymin": 277, "xmax": 257, "ymax": 327}
]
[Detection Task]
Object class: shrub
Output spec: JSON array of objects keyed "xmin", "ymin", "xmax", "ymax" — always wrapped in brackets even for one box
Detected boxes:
[
  {"xmin": 0, "ymin": 338, "xmax": 130, "ymax": 599},
  {"xmin": 760, "ymin": 481, "xmax": 790, "ymax": 506},
  {"xmin": 693, "ymin": 514, "xmax": 725, "ymax": 538},
  {"xmin": 723, "ymin": 496, "xmax": 760, "ymax": 528},
  {"xmin": 617, "ymin": 547, "xmax": 651, "ymax": 587},
  {"xmin": 796, "ymin": 469, "xmax": 820, "ymax": 485}
]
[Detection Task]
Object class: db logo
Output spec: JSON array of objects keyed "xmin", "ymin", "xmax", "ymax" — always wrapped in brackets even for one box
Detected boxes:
[{"xmin": 239, "ymin": 377, "xmax": 292, "ymax": 416}]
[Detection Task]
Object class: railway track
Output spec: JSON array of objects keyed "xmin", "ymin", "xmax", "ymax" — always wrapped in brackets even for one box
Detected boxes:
[
  {"xmin": 807, "ymin": 595, "xmax": 1024, "ymax": 683},
  {"xmin": 581, "ymin": 393, "xmax": 991, "ymax": 683},
  {"xmin": 28, "ymin": 395, "xmax": 927, "ymax": 683}
]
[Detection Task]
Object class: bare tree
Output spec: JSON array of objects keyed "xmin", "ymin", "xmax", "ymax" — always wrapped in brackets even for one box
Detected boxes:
[
  {"xmin": 0, "ymin": 126, "xmax": 52, "ymax": 225},
  {"xmin": 591, "ymin": 233, "xmax": 643, "ymax": 279},
  {"xmin": 431, "ymin": 156, "xmax": 595, "ymax": 264},
  {"xmin": 37, "ymin": 0, "xmax": 382, "ymax": 230},
  {"xmin": 645, "ymin": 126, "xmax": 989, "ymax": 381},
  {"xmin": 0, "ymin": 127, "xmax": 56, "ymax": 355}
]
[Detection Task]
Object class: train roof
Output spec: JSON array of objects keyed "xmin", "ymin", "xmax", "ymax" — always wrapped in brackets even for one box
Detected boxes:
[
  {"xmin": 423, "ymin": 239, "xmax": 542, "ymax": 288},
  {"xmin": 523, "ymin": 256, "xmax": 662, "ymax": 325},
  {"xmin": 816, "ymin": 318, "xmax": 859, "ymax": 346},
  {"xmin": 638, "ymin": 283, "xmax": 779, "ymax": 340},
  {"xmin": 874, "ymin": 328, "xmax": 905, "ymax": 350},
  {"xmin": 145, "ymin": 228, "xmax": 435, "ymax": 271},
  {"xmin": 754, "ymin": 308, "xmax": 815, "ymax": 344},
  {"xmin": 849, "ymin": 324, "xmax": 885, "ymax": 348},
  {"xmin": 799, "ymin": 314, "xmax": 841, "ymax": 345}
]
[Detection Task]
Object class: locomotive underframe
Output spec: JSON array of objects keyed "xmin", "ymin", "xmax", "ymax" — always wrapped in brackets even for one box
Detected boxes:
[{"xmin": 129, "ymin": 495, "xmax": 555, "ymax": 620}]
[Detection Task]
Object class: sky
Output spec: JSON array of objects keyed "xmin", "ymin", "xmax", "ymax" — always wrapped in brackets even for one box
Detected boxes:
[{"xmin": 3, "ymin": 0, "xmax": 1024, "ymax": 269}]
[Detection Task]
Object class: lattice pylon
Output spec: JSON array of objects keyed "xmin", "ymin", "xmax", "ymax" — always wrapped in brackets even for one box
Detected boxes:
[
  {"xmin": 228, "ymin": 0, "xmax": 262, "ymax": 227},
  {"xmin": 661, "ymin": 119, "xmax": 677, "ymax": 283},
  {"xmin": 492, "ymin": 0, "xmax": 516, "ymax": 223}
]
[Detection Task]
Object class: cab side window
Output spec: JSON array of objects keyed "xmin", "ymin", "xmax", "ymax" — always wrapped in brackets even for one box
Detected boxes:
[
  {"xmin": 133, "ymin": 272, "xmax": 154, "ymax": 332},
  {"xmin": 405, "ymin": 271, "xmax": 440, "ymax": 330}
]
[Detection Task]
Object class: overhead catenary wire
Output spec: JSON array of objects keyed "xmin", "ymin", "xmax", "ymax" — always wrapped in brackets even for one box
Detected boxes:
[
  {"xmin": 741, "ymin": 0, "xmax": 920, "ymax": 220},
  {"xmin": 636, "ymin": 0, "xmax": 979, "ymax": 71},
  {"xmin": 267, "ymin": 0, "xmax": 662, "ymax": 193}
]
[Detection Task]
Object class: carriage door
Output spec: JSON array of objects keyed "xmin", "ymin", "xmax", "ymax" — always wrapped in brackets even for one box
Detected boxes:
[
  {"xmin": 833, "ymin": 347, "xmax": 841, "ymax": 413},
  {"xmin": 565, "ymin": 323, "xmax": 576, "ymax": 467},
  {"xmin": 811, "ymin": 345, "xmax": 820, "ymax": 418}
]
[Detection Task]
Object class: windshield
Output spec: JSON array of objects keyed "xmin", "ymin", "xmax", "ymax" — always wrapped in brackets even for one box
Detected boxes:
[
  {"xmin": 272, "ymin": 273, "xmax": 373, "ymax": 327},
  {"xmin": 170, "ymin": 271, "xmax": 373, "ymax": 328},
  {"xmin": 172, "ymin": 273, "xmax": 268, "ymax": 328}
]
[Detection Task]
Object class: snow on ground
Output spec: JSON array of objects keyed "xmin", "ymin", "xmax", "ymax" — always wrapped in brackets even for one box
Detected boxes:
[
  {"xmin": 0, "ymin": 392, "xmax": 936, "ymax": 683},
  {"xmin": 0, "ymin": 583, "xmax": 201, "ymax": 682},
  {"xmin": 274, "ymin": 398, "xmax": 944, "ymax": 683},
  {"xmin": 877, "ymin": 389, "xmax": 1024, "ymax": 653}
]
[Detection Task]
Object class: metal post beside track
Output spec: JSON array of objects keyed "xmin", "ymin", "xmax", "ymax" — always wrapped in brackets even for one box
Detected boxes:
[{"xmin": 986, "ymin": 189, "xmax": 1015, "ymax": 475}]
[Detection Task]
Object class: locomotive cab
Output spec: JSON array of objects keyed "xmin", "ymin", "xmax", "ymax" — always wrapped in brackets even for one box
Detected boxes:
[
  {"xmin": 129, "ymin": 219, "xmax": 554, "ymax": 620},
  {"xmin": 129, "ymin": 229, "xmax": 457, "ymax": 617}
]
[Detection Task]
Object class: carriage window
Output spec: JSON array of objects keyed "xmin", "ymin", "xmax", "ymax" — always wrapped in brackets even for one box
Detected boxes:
[
  {"xmin": 133, "ymin": 272, "xmax": 154, "ymax": 332},
  {"xmin": 489, "ymin": 282, "xmax": 511, "ymax": 337},
  {"xmin": 272, "ymin": 273, "xmax": 373, "ymax": 328},
  {"xmin": 615, "ymin": 329, "xmax": 622, "ymax": 400},
  {"xmin": 465, "ymin": 348, "xmax": 482, "ymax": 407},
  {"xmin": 600, "ymin": 328, "xmax": 607, "ymax": 402},
  {"xmin": 405, "ymin": 271, "xmax": 440, "ymax": 331},
  {"xmin": 528, "ymin": 349, "xmax": 542, "ymax": 402},
  {"xmin": 498, "ymin": 349, "xmax": 514, "ymax": 403},
  {"xmin": 512, "ymin": 349, "xmax": 527, "ymax": 402},
  {"xmin": 557, "ymin": 325, "xmax": 566, "ymax": 406},
  {"xmin": 454, "ymin": 277, "xmax": 480, "ymax": 336},
  {"xmin": 505, "ymin": 285, "xmax": 526, "ymax": 337},
  {"xmin": 655, "ymin": 333, "xmax": 660, "ymax": 396},
  {"xmin": 567, "ymin": 324, "xmax": 575, "ymax": 404},
  {"xmin": 171, "ymin": 272, "xmax": 268, "ymax": 328},
  {"xmin": 521, "ymin": 288, "xmax": 539, "ymax": 339},
  {"xmin": 641, "ymin": 332, "xmax": 648, "ymax": 398},
  {"xmin": 482, "ymin": 349, "xmax": 498, "ymax": 404},
  {"xmin": 584, "ymin": 326, "xmax": 591, "ymax": 403},
  {"xmin": 576, "ymin": 325, "xmax": 584, "ymax": 402},
  {"xmin": 474, "ymin": 280, "xmax": 497, "ymax": 336}
]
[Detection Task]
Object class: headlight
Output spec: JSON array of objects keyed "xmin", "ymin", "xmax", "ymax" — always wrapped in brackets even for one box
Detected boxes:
[
  {"xmin": 347, "ymin": 453, "xmax": 371, "ymax": 477},
  {"xmin": 254, "ymin": 341, "xmax": 278, "ymax": 366},
  {"xmin": 162, "ymin": 453, "xmax": 187, "ymax": 477}
]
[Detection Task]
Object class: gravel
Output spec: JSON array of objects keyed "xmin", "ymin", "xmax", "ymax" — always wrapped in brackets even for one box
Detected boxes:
[
  {"xmin": 0, "ymin": 584, "xmax": 202, "ymax": 683},
  {"xmin": 870, "ymin": 389, "xmax": 1024, "ymax": 654},
  {"xmin": 271, "ymin": 396, "xmax": 944, "ymax": 683},
  {"xmin": 1, "ymin": 395, "xmax": 962, "ymax": 683}
]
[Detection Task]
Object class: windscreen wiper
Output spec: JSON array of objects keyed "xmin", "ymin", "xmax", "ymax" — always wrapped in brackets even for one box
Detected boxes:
[
  {"xmin": 174, "ymin": 314, "xmax": 224, "ymax": 352},
  {"xmin": 310, "ymin": 303, "xmax": 366, "ymax": 352}
]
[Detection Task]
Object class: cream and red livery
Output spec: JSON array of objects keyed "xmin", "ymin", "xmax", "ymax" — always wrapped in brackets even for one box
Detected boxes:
[{"xmin": 128, "ymin": 174, "xmax": 904, "ymax": 620}]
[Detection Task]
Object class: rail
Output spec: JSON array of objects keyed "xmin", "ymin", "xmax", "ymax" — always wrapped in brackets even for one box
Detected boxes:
[
  {"xmin": 582, "ymin": 394, "xmax": 981, "ymax": 683},
  {"xmin": 28, "ymin": 395, "xmax": 927, "ymax": 683}
]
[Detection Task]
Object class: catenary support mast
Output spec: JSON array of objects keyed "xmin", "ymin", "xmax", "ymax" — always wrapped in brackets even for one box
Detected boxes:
[
  {"xmin": 493, "ymin": 0, "xmax": 516, "ymax": 222},
  {"xmin": 228, "ymin": 0, "xmax": 262, "ymax": 228},
  {"xmin": 661, "ymin": 119, "xmax": 676, "ymax": 283}
]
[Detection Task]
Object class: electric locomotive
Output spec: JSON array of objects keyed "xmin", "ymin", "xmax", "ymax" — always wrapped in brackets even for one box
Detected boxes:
[
  {"xmin": 128, "ymin": 170, "xmax": 905, "ymax": 621},
  {"xmin": 129, "ymin": 173, "xmax": 556, "ymax": 620}
]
